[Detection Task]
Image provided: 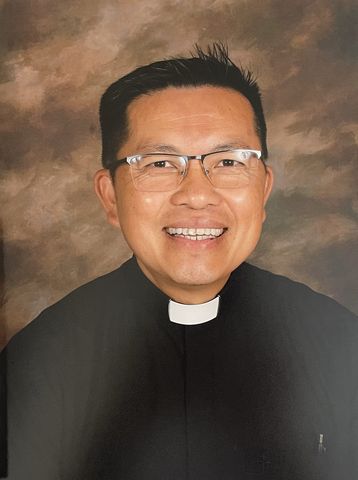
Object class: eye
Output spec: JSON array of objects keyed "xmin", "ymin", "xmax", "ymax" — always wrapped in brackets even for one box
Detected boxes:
[
  {"xmin": 217, "ymin": 159, "xmax": 243, "ymax": 167},
  {"xmin": 139, "ymin": 156, "xmax": 179, "ymax": 170},
  {"xmin": 141, "ymin": 157, "xmax": 180, "ymax": 173},
  {"xmin": 150, "ymin": 160, "xmax": 175, "ymax": 168}
]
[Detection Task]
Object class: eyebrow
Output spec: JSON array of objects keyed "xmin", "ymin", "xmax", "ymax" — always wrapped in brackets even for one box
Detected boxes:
[
  {"xmin": 212, "ymin": 142, "xmax": 252, "ymax": 151},
  {"xmin": 138, "ymin": 144, "xmax": 178, "ymax": 153},
  {"xmin": 137, "ymin": 141, "xmax": 252, "ymax": 154}
]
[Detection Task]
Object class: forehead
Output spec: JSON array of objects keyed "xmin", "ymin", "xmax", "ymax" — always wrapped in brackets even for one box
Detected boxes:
[{"xmin": 123, "ymin": 86, "xmax": 259, "ymax": 153}]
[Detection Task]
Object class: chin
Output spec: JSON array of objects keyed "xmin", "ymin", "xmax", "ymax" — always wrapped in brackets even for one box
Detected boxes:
[{"xmin": 167, "ymin": 264, "xmax": 225, "ymax": 288}]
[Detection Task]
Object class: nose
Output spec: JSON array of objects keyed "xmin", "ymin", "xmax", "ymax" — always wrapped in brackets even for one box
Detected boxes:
[{"xmin": 170, "ymin": 160, "xmax": 222, "ymax": 209}]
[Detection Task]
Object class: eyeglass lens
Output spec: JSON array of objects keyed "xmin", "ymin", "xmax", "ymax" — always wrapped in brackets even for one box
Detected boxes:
[{"xmin": 130, "ymin": 151, "xmax": 260, "ymax": 191}]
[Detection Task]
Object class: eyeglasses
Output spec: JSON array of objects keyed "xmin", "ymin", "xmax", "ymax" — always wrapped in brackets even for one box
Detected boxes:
[{"xmin": 108, "ymin": 149, "xmax": 262, "ymax": 192}]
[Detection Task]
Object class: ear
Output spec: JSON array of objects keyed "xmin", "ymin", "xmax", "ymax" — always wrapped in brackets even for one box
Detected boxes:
[
  {"xmin": 262, "ymin": 165, "xmax": 274, "ymax": 222},
  {"xmin": 94, "ymin": 169, "xmax": 121, "ymax": 228}
]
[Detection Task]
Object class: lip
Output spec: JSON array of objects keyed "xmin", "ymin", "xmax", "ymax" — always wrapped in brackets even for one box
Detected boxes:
[
  {"xmin": 165, "ymin": 233, "xmax": 226, "ymax": 248},
  {"xmin": 163, "ymin": 220, "xmax": 228, "ymax": 230},
  {"xmin": 164, "ymin": 227, "xmax": 228, "ymax": 248},
  {"xmin": 162, "ymin": 219, "xmax": 229, "ymax": 248}
]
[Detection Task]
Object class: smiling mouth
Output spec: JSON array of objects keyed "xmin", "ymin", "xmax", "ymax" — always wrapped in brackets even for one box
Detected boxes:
[{"xmin": 165, "ymin": 227, "xmax": 227, "ymax": 241}]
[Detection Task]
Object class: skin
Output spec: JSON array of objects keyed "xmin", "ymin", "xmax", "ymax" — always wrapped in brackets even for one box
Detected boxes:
[{"xmin": 95, "ymin": 86, "xmax": 274, "ymax": 304}]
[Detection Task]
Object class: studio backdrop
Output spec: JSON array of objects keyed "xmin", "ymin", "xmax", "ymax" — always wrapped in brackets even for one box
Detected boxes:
[{"xmin": 1, "ymin": 0, "xmax": 357, "ymax": 347}]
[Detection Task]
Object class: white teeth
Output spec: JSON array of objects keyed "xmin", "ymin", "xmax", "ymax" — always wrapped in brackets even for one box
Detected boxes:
[{"xmin": 166, "ymin": 227, "xmax": 225, "ymax": 239}]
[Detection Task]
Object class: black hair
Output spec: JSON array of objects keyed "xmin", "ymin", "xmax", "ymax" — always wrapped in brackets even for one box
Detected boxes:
[{"xmin": 99, "ymin": 43, "xmax": 268, "ymax": 176}]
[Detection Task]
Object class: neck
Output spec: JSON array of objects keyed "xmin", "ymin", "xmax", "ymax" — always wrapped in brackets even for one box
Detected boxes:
[{"xmin": 136, "ymin": 259, "xmax": 228, "ymax": 304}]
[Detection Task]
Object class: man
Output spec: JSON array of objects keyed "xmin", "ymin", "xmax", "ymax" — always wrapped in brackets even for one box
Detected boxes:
[{"xmin": 3, "ymin": 44, "xmax": 358, "ymax": 479}]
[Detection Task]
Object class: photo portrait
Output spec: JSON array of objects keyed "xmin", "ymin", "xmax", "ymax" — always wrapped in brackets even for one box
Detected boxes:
[{"xmin": 1, "ymin": 1, "xmax": 357, "ymax": 478}]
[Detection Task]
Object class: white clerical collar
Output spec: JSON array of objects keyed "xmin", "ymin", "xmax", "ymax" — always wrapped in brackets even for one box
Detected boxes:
[{"xmin": 168, "ymin": 296, "xmax": 220, "ymax": 325}]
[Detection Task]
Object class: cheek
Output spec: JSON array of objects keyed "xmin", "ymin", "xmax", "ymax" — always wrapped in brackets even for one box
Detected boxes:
[
  {"xmin": 117, "ymin": 190, "xmax": 167, "ymax": 234},
  {"xmin": 226, "ymin": 187, "xmax": 265, "ymax": 222}
]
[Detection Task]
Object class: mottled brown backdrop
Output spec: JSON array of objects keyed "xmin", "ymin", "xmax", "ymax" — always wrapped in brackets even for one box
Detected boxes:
[{"xmin": 1, "ymin": 0, "xmax": 357, "ymax": 346}]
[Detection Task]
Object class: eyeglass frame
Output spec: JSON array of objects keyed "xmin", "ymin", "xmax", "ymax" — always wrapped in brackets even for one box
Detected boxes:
[{"xmin": 107, "ymin": 148, "xmax": 264, "ymax": 182}]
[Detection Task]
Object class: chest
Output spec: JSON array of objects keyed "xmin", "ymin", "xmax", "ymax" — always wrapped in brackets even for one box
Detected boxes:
[{"xmin": 64, "ymin": 315, "xmax": 350, "ymax": 479}]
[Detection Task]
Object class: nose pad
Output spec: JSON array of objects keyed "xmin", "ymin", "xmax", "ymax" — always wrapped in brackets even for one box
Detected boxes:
[
  {"xmin": 179, "ymin": 158, "xmax": 211, "ymax": 186},
  {"xmin": 170, "ymin": 158, "xmax": 221, "ymax": 208}
]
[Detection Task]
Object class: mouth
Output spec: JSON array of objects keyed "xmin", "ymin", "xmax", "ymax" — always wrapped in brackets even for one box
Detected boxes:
[{"xmin": 164, "ymin": 227, "xmax": 227, "ymax": 241}]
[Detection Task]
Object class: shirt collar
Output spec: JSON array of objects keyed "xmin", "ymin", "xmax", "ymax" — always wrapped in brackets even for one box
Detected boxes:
[{"xmin": 168, "ymin": 296, "xmax": 220, "ymax": 325}]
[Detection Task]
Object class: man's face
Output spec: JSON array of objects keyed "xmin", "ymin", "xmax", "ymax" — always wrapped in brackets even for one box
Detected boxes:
[{"xmin": 95, "ymin": 86, "xmax": 273, "ymax": 303}]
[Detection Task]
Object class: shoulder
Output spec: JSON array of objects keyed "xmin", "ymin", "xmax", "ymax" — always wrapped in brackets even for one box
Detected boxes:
[
  {"xmin": 6, "ymin": 257, "xmax": 137, "ymax": 354},
  {"xmin": 241, "ymin": 262, "xmax": 355, "ymax": 313},
  {"xmin": 44, "ymin": 256, "xmax": 135, "ymax": 320},
  {"xmin": 239, "ymin": 262, "xmax": 358, "ymax": 342}
]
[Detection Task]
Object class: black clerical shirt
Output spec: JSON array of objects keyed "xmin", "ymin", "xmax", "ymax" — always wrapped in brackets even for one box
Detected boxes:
[{"xmin": 4, "ymin": 257, "xmax": 358, "ymax": 479}]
